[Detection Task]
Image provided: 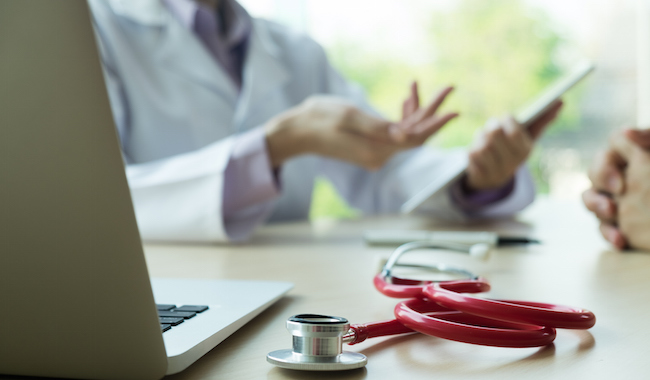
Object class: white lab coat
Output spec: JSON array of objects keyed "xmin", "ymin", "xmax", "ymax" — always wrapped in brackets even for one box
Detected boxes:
[{"xmin": 88, "ymin": 0, "xmax": 535, "ymax": 243}]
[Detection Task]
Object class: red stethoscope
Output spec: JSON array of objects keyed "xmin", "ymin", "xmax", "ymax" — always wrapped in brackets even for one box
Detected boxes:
[{"xmin": 267, "ymin": 241, "xmax": 596, "ymax": 371}]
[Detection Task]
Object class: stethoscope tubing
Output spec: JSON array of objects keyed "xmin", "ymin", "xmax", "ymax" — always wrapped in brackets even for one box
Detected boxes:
[
  {"xmin": 394, "ymin": 298, "xmax": 557, "ymax": 348},
  {"xmin": 424, "ymin": 284, "xmax": 596, "ymax": 330},
  {"xmin": 371, "ymin": 272, "xmax": 595, "ymax": 347},
  {"xmin": 346, "ymin": 293, "xmax": 560, "ymax": 348}
]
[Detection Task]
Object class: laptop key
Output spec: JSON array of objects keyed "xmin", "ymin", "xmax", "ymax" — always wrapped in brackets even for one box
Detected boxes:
[
  {"xmin": 174, "ymin": 305, "xmax": 209, "ymax": 313},
  {"xmin": 159, "ymin": 317, "xmax": 184, "ymax": 326},
  {"xmin": 156, "ymin": 304, "xmax": 176, "ymax": 311},
  {"xmin": 161, "ymin": 324, "xmax": 172, "ymax": 332},
  {"xmin": 158, "ymin": 310, "xmax": 196, "ymax": 319}
]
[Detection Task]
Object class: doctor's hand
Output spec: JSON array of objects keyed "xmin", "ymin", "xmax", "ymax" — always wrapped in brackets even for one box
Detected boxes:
[
  {"xmin": 582, "ymin": 128, "xmax": 650, "ymax": 250},
  {"xmin": 391, "ymin": 82, "xmax": 459, "ymax": 146},
  {"xmin": 264, "ymin": 88, "xmax": 457, "ymax": 170},
  {"xmin": 464, "ymin": 101, "xmax": 563, "ymax": 191}
]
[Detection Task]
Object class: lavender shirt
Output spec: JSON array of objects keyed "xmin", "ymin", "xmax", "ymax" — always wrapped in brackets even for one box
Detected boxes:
[{"xmin": 164, "ymin": 0, "xmax": 512, "ymax": 232}]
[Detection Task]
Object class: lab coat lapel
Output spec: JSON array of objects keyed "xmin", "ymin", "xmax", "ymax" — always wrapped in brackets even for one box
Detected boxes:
[
  {"xmin": 105, "ymin": 0, "xmax": 238, "ymax": 101},
  {"xmin": 234, "ymin": 21, "xmax": 290, "ymax": 128},
  {"xmin": 155, "ymin": 16, "xmax": 239, "ymax": 102}
]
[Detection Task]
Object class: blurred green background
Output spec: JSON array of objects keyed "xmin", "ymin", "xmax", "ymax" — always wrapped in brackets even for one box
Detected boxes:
[{"xmin": 309, "ymin": 0, "xmax": 585, "ymax": 220}]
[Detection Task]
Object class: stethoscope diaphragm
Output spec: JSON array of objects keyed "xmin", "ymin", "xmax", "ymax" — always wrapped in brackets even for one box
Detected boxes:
[{"xmin": 266, "ymin": 314, "xmax": 367, "ymax": 371}]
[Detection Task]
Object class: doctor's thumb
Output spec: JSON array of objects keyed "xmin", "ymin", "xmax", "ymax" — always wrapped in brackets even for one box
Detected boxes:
[{"xmin": 346, "ymin": 111, "xmax": 395, "ymax": 142}]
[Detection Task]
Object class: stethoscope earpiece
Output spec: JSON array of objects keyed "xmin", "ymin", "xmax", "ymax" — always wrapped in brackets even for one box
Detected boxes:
[{"xmin": 469, "ymin": 243, "xmax": 492, "ymax": 260}]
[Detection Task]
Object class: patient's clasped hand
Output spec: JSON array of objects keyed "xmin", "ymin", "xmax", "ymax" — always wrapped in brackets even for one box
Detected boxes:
[{"xmin": 583, "ymin": 128, "xmax": 650, "ymax": 251}]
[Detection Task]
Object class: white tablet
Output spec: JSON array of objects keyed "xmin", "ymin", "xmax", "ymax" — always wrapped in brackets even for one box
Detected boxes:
[{"xmin": 400, "ymin": 60, "xmax": 595, "ymax": 214}]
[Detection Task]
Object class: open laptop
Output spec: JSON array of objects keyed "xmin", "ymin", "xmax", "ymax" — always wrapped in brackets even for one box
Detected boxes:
[{"xmin": 0, "ymin": 1, "xmax": 292, "ymax": 379}]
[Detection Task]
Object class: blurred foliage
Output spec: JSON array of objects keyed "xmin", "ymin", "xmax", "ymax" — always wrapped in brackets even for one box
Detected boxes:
[
  {"xmin": 311, "ymin": 0, "xmax": 583, "ymax": 219},
  {"xmin": 309, "ymin": 177, "xmax": 361, "ymax": 220}
]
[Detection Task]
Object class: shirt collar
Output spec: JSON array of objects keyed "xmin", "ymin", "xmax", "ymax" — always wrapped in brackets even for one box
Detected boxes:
[{"xmin": 163, "ymin": 0, "xmax": 251, "ymax": 48}]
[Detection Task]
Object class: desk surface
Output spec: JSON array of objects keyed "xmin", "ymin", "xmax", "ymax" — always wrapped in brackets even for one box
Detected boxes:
[{"xmin": 145, "ymin": 198, "xmax": 650, "ymax": 380}]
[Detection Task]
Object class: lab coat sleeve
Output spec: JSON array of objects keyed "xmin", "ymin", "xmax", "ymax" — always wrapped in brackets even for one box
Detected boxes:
[
  {"xmin": 125, "ymin": 133, "xmax": 278, "ymax": 243},
  {"xmin": 312, "ymin": 44, "xmax": 535, "ymax": 219},
  {"xmin": 125, "ymin": 142, "xmax": 232, "ymax": 242},
  {"xmin": 98, "ymin": 72, "xmax": 273, "ymax": 243}
]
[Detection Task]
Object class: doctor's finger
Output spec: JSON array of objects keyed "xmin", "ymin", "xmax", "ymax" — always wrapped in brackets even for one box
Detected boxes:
[
  {"xmin": 588, "ymin": 149, "xmax": 626, "ymax": 195},
  {"xmin": 466, "ymin": 155, "xmax": 489, "ymax": 189},
  {"xmin": 582, "ymin": 188, "xmax": 617, "ymax": 223},
  {"xmin": 416, "ymin": 86, "xmax": 455, "ymax": 122},
  {"xmin": 467, "ymin": 146, "xmax": 500, "ymax": 189},
  {"xmin": 481, "ymin": 127, "xmax": 511, "ymax": 170},
  {"xmin": 526, "ymin": 100, "xmax": 563, "ymax": 140},
  {"xmin": 402, "ymin": 81, "xmax": 420, "ymax": 120},
  {"xmin": 503, "ymin": 116, "xmax": 533, "ymax": 158},
  {"xmin": 402, "ymin": 98, "xmax": 415, "ymax": 122},
  {"xmin": 599, "ymin": 222, "xmax": 627, "ymax": 250},
  {"xmin": 487, "ymin": 123, "xmax": 527, "ymax": 164},
  {"xmin": 403, "ymin": 112, "xmax": 459, "ymax": 146}
]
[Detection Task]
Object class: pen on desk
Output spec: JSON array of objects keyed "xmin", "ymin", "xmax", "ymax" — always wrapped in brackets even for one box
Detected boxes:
[
  {"xmin": 363, "ymin": 230, "xmax": 541, "ymax": 246},
  {"xmin": 497, "ymin": 237, "xmax": 541, "ymax": 246}
]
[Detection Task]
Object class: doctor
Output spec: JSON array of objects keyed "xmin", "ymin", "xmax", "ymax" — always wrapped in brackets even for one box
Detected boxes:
[{"xmin": 88, "ymin": 0, "xmax": 561, "ymax": 242}]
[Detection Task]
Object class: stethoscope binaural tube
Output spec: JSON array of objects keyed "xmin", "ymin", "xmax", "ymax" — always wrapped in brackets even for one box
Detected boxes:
[{"xmin": 381, "ymin": 241, "xmax": 492, "ymax": 279}]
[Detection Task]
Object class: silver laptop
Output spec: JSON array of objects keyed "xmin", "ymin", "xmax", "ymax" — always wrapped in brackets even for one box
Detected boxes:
[{"xmin": 0, "ymin": 1, "xmax": 292, "ymax": 379}]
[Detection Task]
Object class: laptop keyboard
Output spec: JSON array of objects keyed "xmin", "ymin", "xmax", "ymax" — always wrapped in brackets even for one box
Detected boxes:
[{"xmin": 157, "ymin": 304, "xmax": 209, "ymax": 333}]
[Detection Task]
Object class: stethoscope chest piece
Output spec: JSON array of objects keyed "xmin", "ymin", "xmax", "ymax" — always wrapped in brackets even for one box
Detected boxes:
[{"xmin": 266, "ymin": 314, "xmax": 367, "ymax": 371}]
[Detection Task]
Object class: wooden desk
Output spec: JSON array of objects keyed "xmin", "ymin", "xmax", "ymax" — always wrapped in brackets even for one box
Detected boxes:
[{"xmin": 145, "ymin": 198, "xmax": 650, "ymax": 379}]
